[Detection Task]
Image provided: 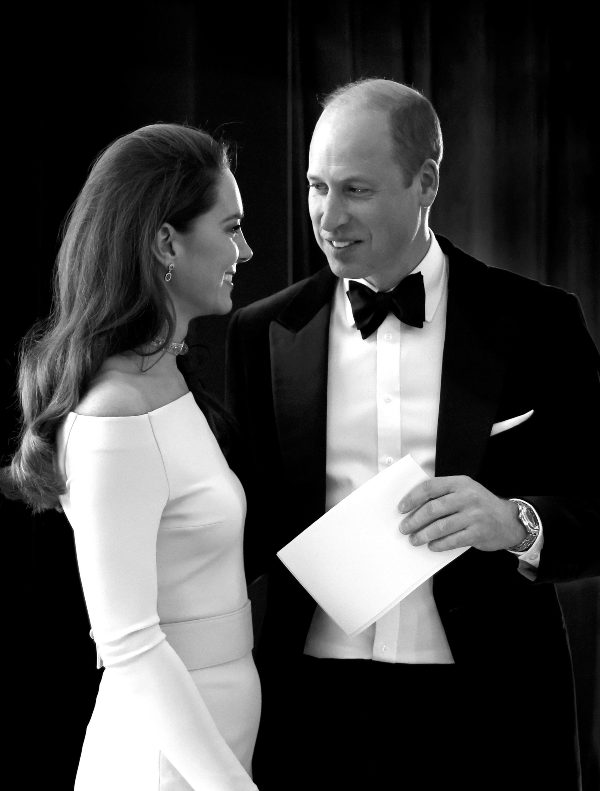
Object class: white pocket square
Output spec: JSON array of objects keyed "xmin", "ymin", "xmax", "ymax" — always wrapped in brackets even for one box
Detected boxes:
[{"xmin": 490, "ymin": 409, "xmax": 534, "ymax": 436}]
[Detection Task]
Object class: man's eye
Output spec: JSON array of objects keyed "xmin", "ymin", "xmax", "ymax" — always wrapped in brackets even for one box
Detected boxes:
[
  {"xmin": 308, "ymin": 183, "xmax": 327, "ymax": 193},
  {"xmin": 230, "ymin": 223, "xmax": 242, "ymax": 235}
]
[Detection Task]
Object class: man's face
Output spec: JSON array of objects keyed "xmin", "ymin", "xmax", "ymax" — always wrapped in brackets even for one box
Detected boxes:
[{"xmin": 307, "ymin": 105, "xmax": 430, "ymax": 291}]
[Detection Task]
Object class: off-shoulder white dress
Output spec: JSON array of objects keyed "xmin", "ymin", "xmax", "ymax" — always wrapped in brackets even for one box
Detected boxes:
[{"xmin": 56, "ymin": 392, "xmax": 261, "ymax": 790}]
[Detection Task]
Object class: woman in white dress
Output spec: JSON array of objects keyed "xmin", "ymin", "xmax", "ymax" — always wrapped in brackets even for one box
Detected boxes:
[{"xmin": 1, "ymin": 124, "xmax": 261, "ymax": 790}]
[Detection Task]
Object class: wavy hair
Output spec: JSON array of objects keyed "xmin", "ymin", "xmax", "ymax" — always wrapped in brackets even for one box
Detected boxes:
[{"xmin": 2, "ymin": 123, "xmax": 230, "ymax": 511}]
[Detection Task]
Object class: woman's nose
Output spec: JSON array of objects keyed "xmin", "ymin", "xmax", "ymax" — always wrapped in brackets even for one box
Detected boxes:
[{"xmin": 236, "ymin": 230, "xmax": 253, "ymax": 263}]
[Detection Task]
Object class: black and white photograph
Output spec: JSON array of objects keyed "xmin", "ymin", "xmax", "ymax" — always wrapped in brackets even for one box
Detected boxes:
[{"xmin": 3, "ymin": 1, "xmax": 599, "ymax": 789}]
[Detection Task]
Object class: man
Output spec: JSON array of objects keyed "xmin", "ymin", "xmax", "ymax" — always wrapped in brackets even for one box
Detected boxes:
[{"xmin": 226, "ymin": 79, "xmax": 600, "ymax": 790}]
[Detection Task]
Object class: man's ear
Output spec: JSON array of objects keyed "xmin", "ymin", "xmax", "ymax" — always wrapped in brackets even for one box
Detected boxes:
[
  {"xmin": 155, "ymin": 223, "xmax": 177, "ymax": 265},
  {"xmin": 418, "ymin": 159, "xmax": 439, "ymax": 208}
]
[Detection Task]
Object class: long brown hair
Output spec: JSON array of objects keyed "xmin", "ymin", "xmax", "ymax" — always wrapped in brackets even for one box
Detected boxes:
[{"xmin": 2, "ymin": 123, "xmax": 230, "ymax": 512}]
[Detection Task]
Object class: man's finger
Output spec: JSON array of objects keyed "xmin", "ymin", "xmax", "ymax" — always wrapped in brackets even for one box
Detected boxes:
[
  {"xmin": 425, "ymin": 528, "xmax": 472, "ymax": 552},
  {"xmin": 407, "ymin": 512, "xmax": 468, "ymax": 545},
  {"xmin": 399, "ymin": 475, "xmax": 468, "ymax": 514},
  {"xmin": 400, "ymin": 492, "xmax": 460, "ymax": 534}
]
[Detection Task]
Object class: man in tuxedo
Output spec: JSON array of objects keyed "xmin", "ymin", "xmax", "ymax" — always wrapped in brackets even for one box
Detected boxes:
[{"xmin": 226, "ymin": 79, "xmax": 600, "ymax": 790}]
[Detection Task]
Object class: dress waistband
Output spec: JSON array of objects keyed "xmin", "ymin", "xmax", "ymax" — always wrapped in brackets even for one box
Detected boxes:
[
  {"xmin": 162, "ymin": 599, "xmax": 254, "ymax": 670},
  {"xmin": 92, "ymin": 600, "xmax": 254, "ymax": 671}
]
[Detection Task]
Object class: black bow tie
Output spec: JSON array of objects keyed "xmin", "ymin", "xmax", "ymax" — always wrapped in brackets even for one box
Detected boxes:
[{"xmin": 347, "ymin": 273, "xmax": 426, "ymax": 339}]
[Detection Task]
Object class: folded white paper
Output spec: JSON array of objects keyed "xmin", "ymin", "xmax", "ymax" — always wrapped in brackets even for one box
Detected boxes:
[{"xmin": 277, "ymin": 455, "xmax": 469, "ymax": 636}]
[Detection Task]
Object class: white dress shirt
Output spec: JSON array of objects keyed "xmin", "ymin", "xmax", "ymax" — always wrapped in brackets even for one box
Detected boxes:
[{"xmin": 304, "ymin": 232, "xmax": 542, "ymax": 664}]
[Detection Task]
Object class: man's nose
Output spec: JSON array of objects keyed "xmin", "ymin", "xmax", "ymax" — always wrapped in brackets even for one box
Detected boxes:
[
  {"xmin": 319, "ymin": 192, "xmax": 349, "ymax": 232},
  {"xmin": 236, "ymin": 230, "xmax": 253, "ymax": 263}
]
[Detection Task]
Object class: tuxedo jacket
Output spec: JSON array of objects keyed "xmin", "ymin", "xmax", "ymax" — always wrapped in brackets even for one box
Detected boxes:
[{"xmin": 225, "ymin": 234, "xmax": 600, "ymax": 762}]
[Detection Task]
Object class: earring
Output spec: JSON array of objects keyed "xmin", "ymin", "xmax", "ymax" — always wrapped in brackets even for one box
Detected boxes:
[{"xmin": 164, "ymin": 263, "xmax": 174, "ymax": 283}]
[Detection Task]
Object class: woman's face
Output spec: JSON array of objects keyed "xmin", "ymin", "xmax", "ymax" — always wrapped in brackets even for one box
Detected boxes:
[{"xmin": 168, "ymin": 169, "xmax": 252, "ymax": 319}]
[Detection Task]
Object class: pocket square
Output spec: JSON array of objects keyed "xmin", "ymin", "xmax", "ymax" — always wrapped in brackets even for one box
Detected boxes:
[{"xmin": 490, "ymin": 409, "xmax": 534, "ymax": 436}]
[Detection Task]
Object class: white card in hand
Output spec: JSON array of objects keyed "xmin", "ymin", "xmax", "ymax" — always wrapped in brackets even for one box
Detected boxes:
[{"xmin": 277, "ymin": 454, "xmax": 469, "ymax": 636}]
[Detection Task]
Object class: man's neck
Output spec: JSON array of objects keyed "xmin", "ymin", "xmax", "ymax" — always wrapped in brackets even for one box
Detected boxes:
[{"xmin": 364, "ymin": 231, "xmax": 432, "ymax": 291}]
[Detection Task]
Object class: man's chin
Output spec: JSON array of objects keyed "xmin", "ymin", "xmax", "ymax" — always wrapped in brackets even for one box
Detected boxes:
[{"xmin": 325, "ymin": 256, "xmax": 368, "ymax": 281}]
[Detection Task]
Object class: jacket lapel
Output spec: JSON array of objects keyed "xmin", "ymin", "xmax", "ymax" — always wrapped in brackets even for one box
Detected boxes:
[
  {"xmin": 269, "ymin": 267, "xmax": 337, "ymax": 532},
  {"xmin": 268, "ymin": 239, "xmax": 510, "ymax": 519},
  {"xmin": 435, "ymin": 236, "xmax": 509, "ymax": 477}
]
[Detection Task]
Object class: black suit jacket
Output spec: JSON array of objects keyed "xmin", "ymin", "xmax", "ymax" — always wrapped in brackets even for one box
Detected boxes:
[{"xmin": 226, "ymin": 234, "xmax": 600, "ymax": 780}]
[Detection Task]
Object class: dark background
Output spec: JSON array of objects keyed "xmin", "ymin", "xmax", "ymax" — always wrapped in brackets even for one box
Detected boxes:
[{"xmin": 3, "ymin": 1, "xmax": 598, "ymax": 787}]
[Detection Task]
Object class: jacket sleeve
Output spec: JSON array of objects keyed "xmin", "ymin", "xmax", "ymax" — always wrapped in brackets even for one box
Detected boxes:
[{"xmin": 521, "ymin": 293, "xmax": 600, "ymax": 582}]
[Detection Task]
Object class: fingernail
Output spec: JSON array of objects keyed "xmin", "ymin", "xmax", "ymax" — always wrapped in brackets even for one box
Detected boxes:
[{"xmin": 398, "ymin": 500, "xmax": 407, "ymax": 512}]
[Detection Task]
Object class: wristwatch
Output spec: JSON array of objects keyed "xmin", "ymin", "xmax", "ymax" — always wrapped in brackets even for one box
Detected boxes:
[{"xmin": 508, "ymin": 499, "xmax": 541, "ymax": 553}]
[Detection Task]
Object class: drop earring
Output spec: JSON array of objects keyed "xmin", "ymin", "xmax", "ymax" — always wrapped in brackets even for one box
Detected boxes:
[{"xmin": 164, "ymin": 263, "xmax": 174, "ymax": 283}]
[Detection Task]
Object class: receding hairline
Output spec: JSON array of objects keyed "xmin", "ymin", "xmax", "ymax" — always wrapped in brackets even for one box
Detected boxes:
[
  {"xmin": 322, "ymin": 78, "xmax": 428, "ymax": 114},
  {"xmin": 317, "ymin": 77, "xmax": 443, "ymax": 176}
]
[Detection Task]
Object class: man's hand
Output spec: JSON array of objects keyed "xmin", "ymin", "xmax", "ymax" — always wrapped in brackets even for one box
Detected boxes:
[{"xmin": 399, "ymin": 475, "xmax": 526, "ymax": 552}]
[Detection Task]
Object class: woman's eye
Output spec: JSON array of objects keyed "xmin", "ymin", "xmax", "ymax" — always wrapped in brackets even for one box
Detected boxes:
[{"xmin": 230, "ymin": 223, "xmax": 242, "ymax": 235}]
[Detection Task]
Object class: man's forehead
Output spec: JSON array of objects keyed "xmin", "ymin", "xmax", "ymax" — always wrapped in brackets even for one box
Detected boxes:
[
  {"xmin": 308, "ymin": 110, "xmax": 396, "ymax": 175},
  {"xmin": 315, "ymin": 102, "xmax": 388, "ymax": 134},
  {"xmin": 311, "ymin": 105, "xmax": 391, "ymax": 152}
]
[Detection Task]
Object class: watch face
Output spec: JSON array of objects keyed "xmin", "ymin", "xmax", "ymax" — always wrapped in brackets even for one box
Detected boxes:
[
  {"xmin": 521, "ymin": 506, "xmax": 538, "ymax": 531},
  {"xmin": 510, "ymin": 500, "xmax": 540, "ymax": 550},
  {"xmin": 520, "ymin": 510, "xmax": 541, "ymax": 543}
]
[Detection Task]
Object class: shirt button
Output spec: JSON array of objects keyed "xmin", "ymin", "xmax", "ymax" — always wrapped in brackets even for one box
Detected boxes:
[
  {"xmin": 381, "ymin": 644, "xmax": 388, "ymax": 652},
  {"xmin": 383, "ymin": 396, "xmax": 391, "ymax": 403},
  {"xmin": 383, "ymin": 332, "xmax": 393, "ymax": 341},
  {"xmin": 385, "ymin": 456, "xmax": 394, "ymax": 466}
]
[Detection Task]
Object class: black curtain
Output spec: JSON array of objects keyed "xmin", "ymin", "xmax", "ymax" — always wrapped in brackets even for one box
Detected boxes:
[{"xmin": 4, "ymin": 1, "xmax": 598, "ymax": 787}]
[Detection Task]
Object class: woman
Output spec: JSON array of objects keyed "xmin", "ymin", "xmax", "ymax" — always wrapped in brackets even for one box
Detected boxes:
[{"xmin": 1, "ymin": 124, "xmax": 260, "ymax": 789}]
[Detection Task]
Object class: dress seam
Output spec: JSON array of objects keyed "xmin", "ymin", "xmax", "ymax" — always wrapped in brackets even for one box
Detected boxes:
[
  {"xmin": 146, "ymin": 416, "xmax": 172, "ymax": 502},
  {"xmin": 60, "ymin": 413, "xmax": 79, "ymax": 480}
]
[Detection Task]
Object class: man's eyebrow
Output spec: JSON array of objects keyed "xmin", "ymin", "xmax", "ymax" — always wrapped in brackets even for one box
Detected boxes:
[{"xmin": 307, "ymin": 173, "xmax": 373, "ymax": 183}]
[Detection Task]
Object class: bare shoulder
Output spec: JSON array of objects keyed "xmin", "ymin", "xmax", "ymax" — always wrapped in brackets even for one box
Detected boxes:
[{"xmin": 75, "ymin": 370, "xmax": 150, "ymax": 417}]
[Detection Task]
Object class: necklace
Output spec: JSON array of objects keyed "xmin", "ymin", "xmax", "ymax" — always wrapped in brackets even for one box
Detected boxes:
[{"xmin": 149, "ymin": 336, "xmax": 189, "ymax": 356}]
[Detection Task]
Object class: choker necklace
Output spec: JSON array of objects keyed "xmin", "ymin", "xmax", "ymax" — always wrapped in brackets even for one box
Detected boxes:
[{"xmin": 149, "ymin": 336, "xmax": 189, "ymax": 356}]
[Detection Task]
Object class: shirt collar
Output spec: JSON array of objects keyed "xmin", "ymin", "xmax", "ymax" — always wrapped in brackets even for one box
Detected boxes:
[{"xmin": 342, "ymin": 231, "xmax": 447, "ymax": 327}]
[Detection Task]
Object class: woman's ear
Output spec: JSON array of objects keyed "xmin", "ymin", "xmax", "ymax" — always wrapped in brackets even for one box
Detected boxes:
[{"xmin": 155, "ymin": 223, "xmax": 176, "ymax": 265}]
